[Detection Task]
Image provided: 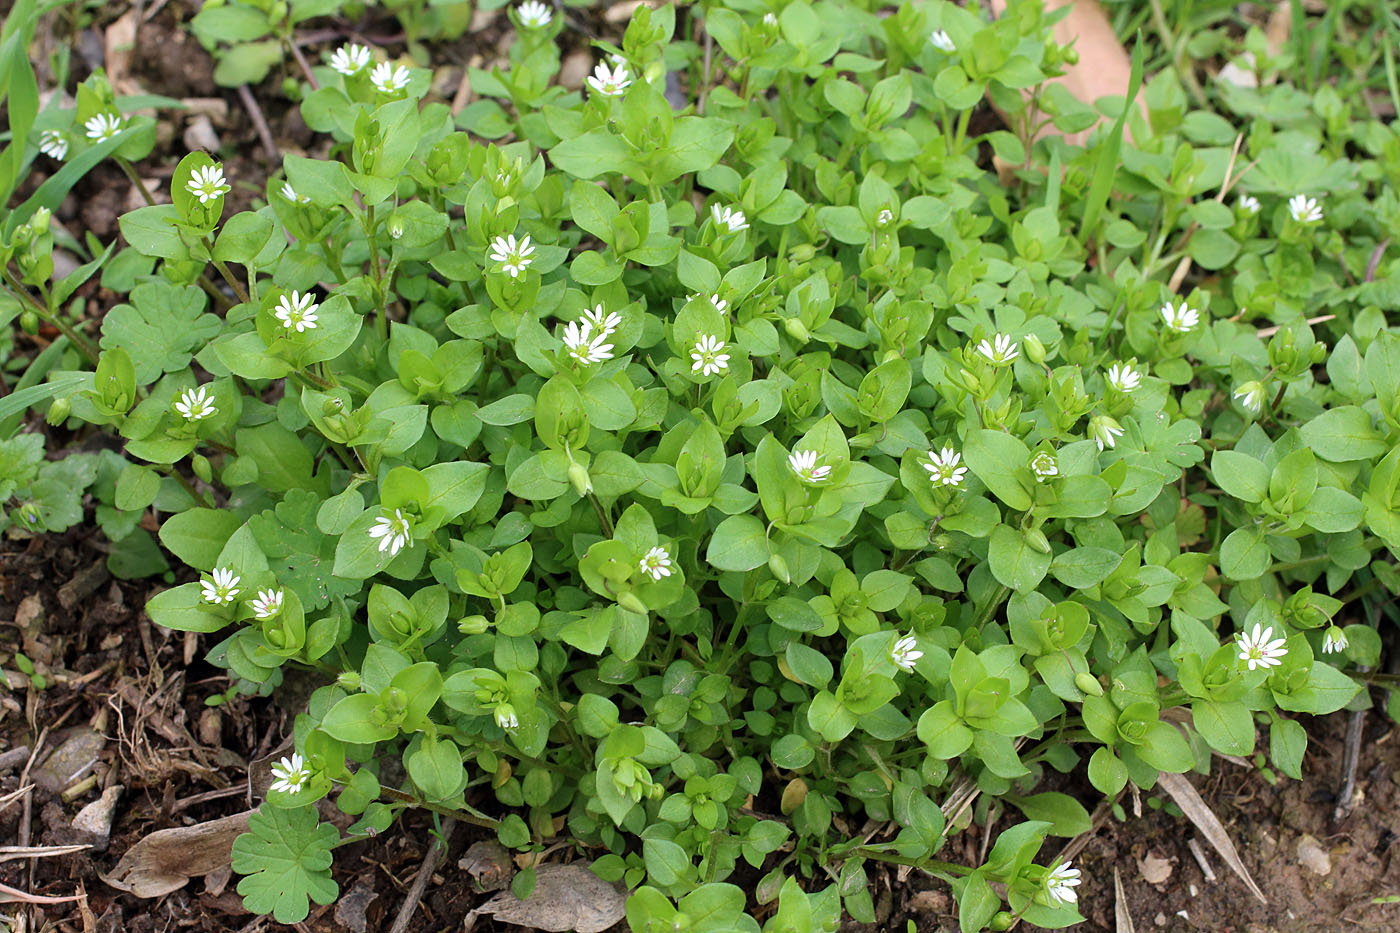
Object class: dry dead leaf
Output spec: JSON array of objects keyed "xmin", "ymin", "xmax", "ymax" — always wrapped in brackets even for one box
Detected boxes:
[
  {"xmin": 99, "ymin": 810, "xmax": 253, "ymax": 898},
  {"xmin": 1113, "ymin": 866, "xmax": 1135, "ymax": 933},
  {"xmin": 459, "ymin": 839, "xmax": 514, "ymax": 892},
  {"xmin": 477, "ymin": 862, "xmax": 626, "ymax": 933},
  {"xmin": 1156, "ymin": 773, "xmax": 1266, "ymax": 904},
  {"xmin": 1137, "ymin": 852, "xmax": 1173, "ymax": 884}
]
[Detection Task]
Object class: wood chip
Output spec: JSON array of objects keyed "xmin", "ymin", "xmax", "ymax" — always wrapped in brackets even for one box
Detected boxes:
[{"xmin": 1157, "ymin": 772, "xmax": 1266, "ymax": 903}]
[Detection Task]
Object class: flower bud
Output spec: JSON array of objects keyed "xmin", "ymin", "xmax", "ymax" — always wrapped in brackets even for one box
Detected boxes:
[
  {"xmin": 45, "ymin": 397, "xmax": 71, "ymax": 425},
  {"xmin": 783, "ymin": 317, "xmax": 811, "ymax": 343},
  {"xmin": 1023, "ymin": 334, "xmax": 1046, "ymax": 365},
  {"xmin": 1075, "ymin": 672, "xmax": 1104, "ymax": 697},
  {"xmin": 337, "ymin": 671, "xmax": 361, "ymax": 690},
  {"xmin": 458, "ymin": 614, "xmax": 490, "ymax": 635},
  {"xmin": 19, "ymin": 311, "xmax": 38, "ymax": 334},
  {"xmin": 1026, "ymin": 528, "xmax": 1051, "ymax": 554},
  {"xmin": 14, "ymin": 502, "xmax": 43, "ymax": 530},
  {"xmin": 767, "ymin": 553, "xmax": 791, "ymax": 584},
  {"xmin": 990, "ymin": 912, "xmax": 1015, "ymax": 932},
  {"xmin": 568, "ymin": 462, "xmax": 592, "ymax": 496},
  {"xmin": 618, "ymin": 591, "xmax": 648, "ymax": 615}
]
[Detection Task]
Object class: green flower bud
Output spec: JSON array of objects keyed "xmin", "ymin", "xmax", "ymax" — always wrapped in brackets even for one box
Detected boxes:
[
  {"xmin": 990, "ymin": 912, "xmax": 1015, "ymax": 932},
  {"xmin": 1075, "ymin": 672, "xmax": 1104, "ymax": 697},
  {"xmin": 783, "ymin": 317, "xmax": 811, "ymax": 343},
  {"xmin": 45, "ymin": 397, "xmax": 71, "ymax": 426},
  {"xmin": 618, "ymin": 591, "xmax": 648, "ymax": 615},
  {"xmin": 458, "ymin": 614, "xmax": 490, "ymax": 635},
  {"xmin": 568, "ymin": 462, "xmax": 592, "ymax": 496},
  {"xmin": 767, "ymin": 552, "xmax": 791, "ymax": 584},
  {"xmin": 1023, "ymin": 333, "xmax": 1046, "ymax": 364},
  {"xmin": 338, "ymin": 671, "xmax": 361, "ymax": 690},
  {"xmin": 1026, "ymin": 527, "xmax": 1052, "ymax": 554},
  {"xmin": 192, "ymin": 454, "xmax": 213, "ymax": 484},
  {"xmin": 19, "ymin": 311, "xmax": 38, "ymax": 334}
]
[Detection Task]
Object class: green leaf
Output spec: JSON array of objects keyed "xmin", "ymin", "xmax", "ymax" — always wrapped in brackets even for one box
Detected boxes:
[
  {"xmin": 706, "ymin": 514, "xmax": 768, "ymax": 571},
  {"xmin": 1220, "ymin": 527, "xmax": 1270, "ymax": 580},
  {"xmin": 1299, "ymin": 406, "xmax": 1387, "ymax": 462},
  {"xmin": 963, "ymin": 430, "xmax": 1032, "ymax": 510},
  {"xmin": 1210, "ymin": 450, "xmax": 1269, "ymax": 503},
  {"xmin": 101, "ymin": 282, "xmax": 220, "ymax": 384},
  {"xmin": 1006, "ymin": 792, "xmax": 1091, "ymax": 837},
  {"xmin": 231, "ymin": 807, "xmax": 339, "ymax": 924},
  {"xmin": 987, "ymin": 523, "xmax": 1050, "ymax": 592},
  {"xmin": 159, "ymin": 508, "xmax": 244, "ymax": 571}
]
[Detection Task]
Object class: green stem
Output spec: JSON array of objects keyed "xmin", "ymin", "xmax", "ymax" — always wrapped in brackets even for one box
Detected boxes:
[
  {"xmin": 1, "ymin": 269, "xmax": 100, "ymax": 366},
  {"xmin": 114, "ymin": 155, "xmax": 157, "ymax": 207},
  {"xmin": 378, "ymin": 786, "xmax": 498, "ymax": 828},
  {"xmin": 364, "ymin": 205, "xmax": 389, "ymax": 340}
]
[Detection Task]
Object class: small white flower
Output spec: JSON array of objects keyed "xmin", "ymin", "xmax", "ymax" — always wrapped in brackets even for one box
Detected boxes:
[
  {"xmin": 173, "ymin": 385, "xmax": 217, "ymax": 422},
  {"xmin": 976, "ymin": 333, "xmax": 1019, "ymax": 365},
  {"xmin": 370, "ymin": 61, "xmax": 411, "ymax": 94},
  {"xmin": 689, "ymin": 293, "xmax": 728, "ymax": 314},
  {"xmin": 495, "ymin": 704, "xmax": 519, "ymax": 730},
  {"xmin": 488, "ymin": 233, "xmax": 535, "ymax": 278},
  {"xmin": 250, "ymin": 587, "xmax": 284, "ymax": 620},
  {"xmin": 788, "ymin": 449, "xmax": 832, "ymax": 484},
  {"xmin": 562, "ymin": 320, "xmax": 615, "ymax": 365},
  {"xmin": 387, "ymin": 217, "xmax": 404, "ymax": 240},
  {"xmin": 922, "ymin": 446, "xmax": 967, "ymax": 487},
  {"xmin": 39, "ymin": 129, "xmax": 68, "ymax": 160},
  {"xmin": 185, "ymin": 163, "xmax": 230, "ymax": 205},
  {"xmin": 1322, "ymin": 627, "xmax": 1348, "ymax": 655},
  {"xmin": 929, "ymin": 29, "xmax": 956, "ymax": 53},
  {"xmin": 1236, "ymin": 623, "xmax": 1288, "ymax": 670},
  {"xmin": 1106, "ymin": 362, "xmax": 1141, "ymax": 393},
  {"xmin": 328, "ymin": 43, "xmax": 372, "ymax": 76},
  {"xmin": 1088, "ymin": 414, "xmax": 1123, "ymax": 452},
  {"xmin": 269, "ymin": 753, "xmax": 311, "ymax": 794},
  {"xmin": 587, "ymin": 61, "xmax": 631, "ymax": 97},
  {"xmin": 1044, "ymin": 861, "xmax": 1082, "ymax": 906},
  {"xmin": 273, "ymin": 290, "xmax": 320, "ymax": 333},
  {"xmin": 84, "ymin": 112, "xmax": 124, "ymax": 142},
  {"xmin": 1233, "ymin": 381, "xmax": 1264, "ymax": 414},
  {"xmin": 876, "ymin": 208, "xmax": 894, "ymax": 227},
  {"xmin": 639, "ymin": 546, "xmax": 672, "ymax": 581},
  {"xmin": 369, "ymin": 508, "xmax": 413, "ymax": 556},
  {"xmin": 891, "ymin": 634, "xmax": 923, "ymax": 672},
  {"xmin": 280, "ymin": 181, "xmax": 310, "ymax": 205},
  {"xmin": 1288, "ymin": 194, "xmax": 1323, "ymax": 224},
  {"xmin": 201, "ymin": 567, "xmax": 241, "ymax": 605},
  {"xmin": 1159, "ymin": 301, "xmax": 1200, "ymax": 334},
  {"xmin": 1030, "ymin": 450, "xmax": 1059, "ymax": 481},
  {"xmin": 711, "ymin": 204, "xmax": 749, "ymax": 233},
  {"xmin": 690, "ymin": 334, "xmax": 730, "ymax": 377},
  {"xmin": 581, "ymin": 304, "xmax": 623, "ymax": 336},
  {"xmin": 1238, "ymin": 194, "xmax": 1260, "ymax": 215},
  {"xmin": 763, "ymin": 12, "xmax": 777, "ymax": 26},
  {"xmin": 517, "ymin": 0, "xmax": 552, "ymax": 28}
]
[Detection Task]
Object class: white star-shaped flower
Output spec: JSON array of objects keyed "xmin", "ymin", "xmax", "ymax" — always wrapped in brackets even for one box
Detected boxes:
[
  {"xmin": 274, "ymin": 290, "xmax": 319, "ymax": 332},
  {"xmin": 1088, "ymin": 414, "xmax": 1123, "ymax": 452},
  {"xmin": 1322, "ymin": 627, "xmax": 1348, "ymax": 655},
  {"xmin": 1288, "ymin": 194, "xmax": 1323, "ymax": 224},
  {"xmin": 250, "ymin": 587, "xmax": 284, "ymax": 620},
  {"xmin": 185, "ymin": 163, "xmax": 230, "ymax": 204},
  {"xmin": 711, "ymin": 204, "xmax": 749, "ymax": 232},
  {"xmin": 976, "ymin": 333, "xmax": 1019, "ymax": 365},
  {"xmin": 84, "ymin": 112, "xmax": 124, "ymax": 142},
  {"xmin": 39, "ymin": 129, "xmax": 68, "ymax": 160},
  {"xmin": 1044, "ymin": 861, "xmax": 1081, "ymax": 906},
  {"xmin": 495, "ymin": 704, "xmax": 519, "ymax": 730},
  {"xmin": 173, "ymin": 386, "xmax": 217, "ymax": 421},
  {"xmin": 200, "ymin": 567, "xmax": 241, "ymax": 605},
  {"xmin": 1159, "ymin": 301, "xmax": 1199, "ymax": 334},
  {"xmin": 929, "ymin": 29, "xmax": 956, "ymax": 53},
  {"xmin": 923, "ymin": 446, "xmax": 967, "ymax": 487},
  {"xmin": 369, "ymin": 508, "xmax": 413, "ymax": 556},
  {"xmin": 269, "ymin": 753, "xmax": 311, "ymax": 794},
  {"xmin": 562, "ymin": 320, "xmax": 615, "ymax": 365},
  {"xmin": 891, "ymin": 634, "xmax": 923, "ymax": 672},
  {"xmin": 763, "ymin": 12, "xmax": 777, "ymax": 26},
  {"xmin": 581, "ymin": 304, "xmax": 623, "ymax": 337},
  {"xmin": 876, "ymin": 208, "xmax": 894, "ymax": 227},
  {"xmin": 587, "ymin": 61, "xmax": 631, "ymax": 97},
  {"xmin": 1233, "ymin": 381, "xmax": 1264, "ymax": 414},
  {"xmin": 788, "ymin": 449, "xmax": 832, "ymax": 484},
  {"xmin": 1106, "ymin": 362, "xmax": 1141, "ymax": 393},
  {"xmin": 517, "ymin": 0, "xmax": 552, "ymax": 28},
  {"xmin": 638, "ymin": 546, "xmax": 672, "ymax": 581},
  {"xmin": 1236, "ymin": 623, "xmax": 1287, "ymax": 670},
  {"xmin": 1030, "ymin": 451, "xmax": 1059, "ymax": 481},
  {"xmin": 328, "ymin": 43, "xmax": 372, "ymax": 76},
  {"xmin": 370, "ymin": 61, "xmax": 411, "ymax": 94},
  {"xmin": 1238, "ymin": 194, "xmax": 1260, "ymax": 215},
  {"xmin": 690, "ymin": 334, "xmax": 730, "ymax": 377},
  {"xmin": 488, "ymin": 233, "xmax": 535, "ymax": 278},
  {"xmin": 280, "ymin": 181, "xmax": 311, "ymax": 204},
  {"xmin": 689, "ymin": 293, "xmax": 728, "ymax": 314}
]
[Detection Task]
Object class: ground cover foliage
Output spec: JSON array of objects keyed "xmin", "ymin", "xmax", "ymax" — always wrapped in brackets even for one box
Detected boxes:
[{"xmin": 3, "ymin": 0, "xmax": 1400, "ymax": 929}]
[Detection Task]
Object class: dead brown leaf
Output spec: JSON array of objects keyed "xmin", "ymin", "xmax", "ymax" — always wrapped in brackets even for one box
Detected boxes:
[
  {"xmin": 99, "ymin": 809, "xmax": 253, "ymax": 898},
  {"xmin": 476, "ymin": 862, "xmax": 626, "ymax": 933},
  {"xmin": 1156, "ymin": 772, "xmax": 1267, "ymax": 904}
]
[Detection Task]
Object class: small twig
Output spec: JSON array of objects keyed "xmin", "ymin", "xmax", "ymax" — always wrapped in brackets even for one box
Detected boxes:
[
  {"xmin": 387, "ymin": 818, "xmax": 456, "ymax": 933},
  {"xmin": 0, "ymin": 879, "xmax": 84, "ymax": 904},
  {"xmin": 0, "ymin": 844, "xmax": 92, "ymax": 863},
  {"xmin": 1187, "ymin": 837, "xmax": 1217, "ymax": 882},
  {"xmin": 236, "ymin": 85, "xmax": 279, "ymax": 162},
  {"xmin": 287, "ymin": 38, "xmax": 321, "ymax": 90},
  {"xmin": 1334, "ymin": 667, "xmax": 1369, "ymax": 822},
  {"xmin": 1365, "ymin": 238, "xmax": 1390, "ymax": 282},
  {"xmin": 1255, "ymin": 314, "xmax": 1335, "ymax": 338}
]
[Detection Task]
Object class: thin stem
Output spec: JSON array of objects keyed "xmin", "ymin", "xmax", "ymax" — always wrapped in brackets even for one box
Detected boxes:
[
  {"xmin": 114, "ymin": 155, "xmax": 158, "ymax": 207},
  {"xmin": 202, "ymin": 241, "xmax": 250, "ymax": 305},
  {"xmin": 586, "ymin": 490, "xmax": 615, "ymax": 537},
  {"xmin": 378, "ymin": 786, "xmax": 498, "ymax": 828},
  {"xmin": 364, "ymin": 205, "xmax": 389, "ymax": 340},
  {"xmin": 285, "ymin": 36, "xmax": 321, "ymax": 90},
  {"xmin": 1, "ymin": 269, "xmax": 100, "ymax": 366}
]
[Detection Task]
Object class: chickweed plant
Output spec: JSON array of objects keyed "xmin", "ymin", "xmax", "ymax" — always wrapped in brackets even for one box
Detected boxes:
[{"xmin": 4, "ymin": 0, "xmax": 1400, "ymax": 930}]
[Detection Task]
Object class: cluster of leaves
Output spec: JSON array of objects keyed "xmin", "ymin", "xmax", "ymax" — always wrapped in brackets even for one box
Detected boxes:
[{"xmin": 5, "ymin": 1, "xmax": 1400, "ymax": 930}]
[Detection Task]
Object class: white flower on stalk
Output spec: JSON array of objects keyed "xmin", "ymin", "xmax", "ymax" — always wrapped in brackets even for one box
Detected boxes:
[
  {"xmin": 369, "ymin": 509, "xmax": 413, "ymax": 556},
  {"xmin": 488, "ymin": 233, "xmax": 535, "ymax": 278},
  {"xmin": 1236, "ymin": 623, "xmax": 1287, "ymax": 671},
  {"xmin": 328, "ymin": 43, "xmax": 372, "ymax": 76},
  {"xmin": 387, "ymin": 217, "xmax": 404, "ymax": 240},
  {"xmin": 890, "ymin": 634, "xmax": 923, "ymax": 672},
  {"xmin": 517, "ymin": 0, "xmax": 552, "ymax": 28},
  {"xmin": 929, "ymin": 29, "xmax": 956, "ymax": 53},
  {"xmin": 763, "ymin": 12, "xmax": 777, "ymax": 26},
  {"xmin": 280, "ymin": 182, "xmax": 311, "ymax": 205},
  {"xmin": 250, "ymin": 588, "xmax": 284, "ymax": 621},
  {"xmin": 1322, "ymin": 627, "xmax": 1348, "ymax": 655},
  {"xmin": 201, "ymin": 567, "xmax": 242, "ymax": 605},
  {"xmin": 495, "ymin": 704, "xmax": 519, "ymax": 730},
  {"xmin": 1044, "ymin": 861, "xmax": 1082, "ymax": 906},
  {"xmin": 370, "ymin": 61, "xmax": 412, "ymax": 94},
  {"xmin": 581, "ymin": 304, "xmax": 623, "ymax": 337},
  {"xmin": 711, "ymin": 204, "xmax": 749, "ymax": 232},
  {"xmin": 269, "ymin": 753, "xmax": 311, "ymax": 794},
  {"xmin": 1238, "ymin": 194, "xmax": 1260, "ymax": 215},
  {"xmin": 689, "ymin": 293, "xmax": 728, "ymax": 314},
  {"xmin": 1088, "ymin": 414, "xmax": 1123, "ymax": 452},
  {"xmin": 788, "ymin": 449, "xmax": 832, "ymax": 484},
  {"xmin": 1288, "ymin": 194, "xmax": 1323, "ymax": 224},
  {"xmin": 274, "ymin": 290, "xmax": 319, "ymax": 332},
  {"xmin": 185, "ymin": 164, "xmax": 231, "ymax": 204},
  {"xmin": 562, "ymin": 320, "xmax": 614, "ymax": 365},
  {"xmin": 1159, "ymin": 300, "xmax": 1199, "ymax": 334},
  {"xmin": 587, "ymin": 61, "xmax": 631, "ymax": 97},
  {"xmin": 1106, "ymin": 362, "xmax": 1141, "ymax": 393},
  {"xmin": 39, "ymin": 129, "xmax": 68, "ymax": 160},
  {"xmin": 922, "ymin": 447, "xmax": 967, "ymax": 487},
  {"xmin": 84, "ymin": 112, "xmax": 124, "ymax": 142},
  {"xmin": 1030, "ymin": 451, "xmax": 1059, "ymax": 481},
  {"xmin": 690, "ymin": 334, "xmax": 730, "ymax": 377},
  {"xmin": 1233, "ymin": 381, "xmax": 1264, "ymax": 414},
  {"xmin": 173, "ymin": 386, "xmax": 217, "ymax": 421},
  {"xmin": 876, "ymin": 208, "xmax": 894, "ymax": 227},
  {"xmin": 976, "ymin": 333, "xmax": 1019, "ymax": 365},
  {"xmin": 638, "ymin": 546, "xmax": 673, "ymax": 581}
]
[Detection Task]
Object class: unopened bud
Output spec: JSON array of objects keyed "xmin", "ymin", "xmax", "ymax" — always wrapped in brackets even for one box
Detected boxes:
[
  {"xmin": 45, "ymin": 397, "xmax": 71, "ymax": 425},
  {"xmin": 783, "ymin": 318, "xmax": 810, "ymax": 343},
  {"xmin": 1075, "ymin": 672, "xmax": 1104, "ymax": 697},
  {"xmin": 1026, "ymin": 528, "xmax": 1051, "ymax": 554},
  {"xmin": 568, "ymin": 462, "xmax": 592, "ymax": 496},
  {"xmin": 1023, "ymin": 334, "xmax": 1046, "ymax": 365},
  {"xmin": 618, "ymin": 591, "xmax": 648, "ymax": 615},
  {"xmin": 767, "ymin": 553, "xmax": 791, "ymax": 584},
  {"xmin": 458, "ymin": 614, "xmax": 490, "ymax": 635},
  {"xmin": 192, "ymin": 454, "xmax": 213, "ymax": 484},
  {"xmin": 19, "ymin": 311, "xmax": 38, "ymax": 334},
  {"xmin": 337, "ymin": 671, "xmax": 361, "ymax": 690}
]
